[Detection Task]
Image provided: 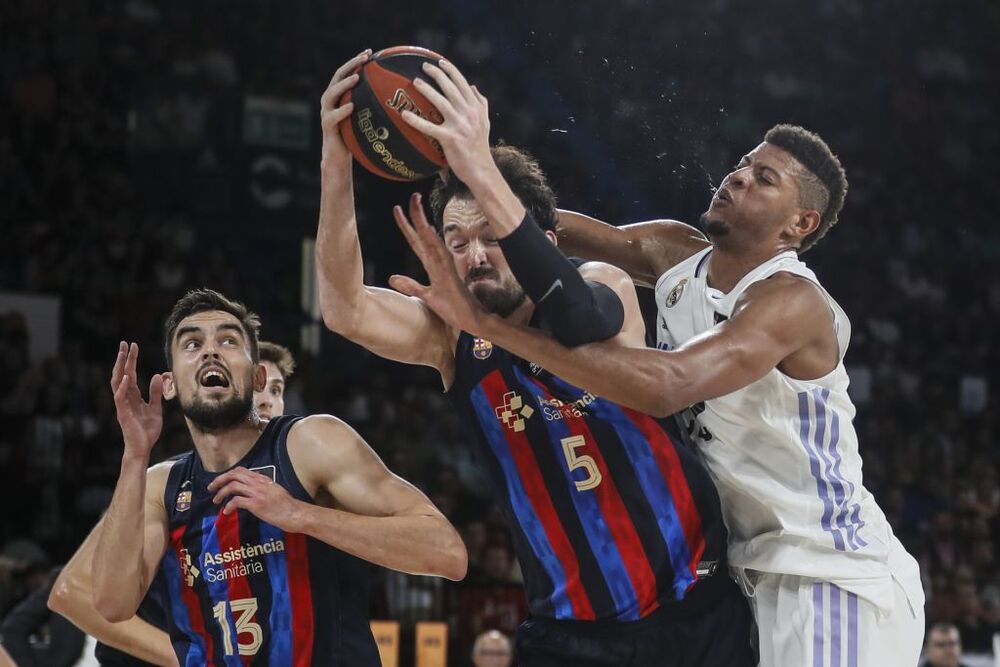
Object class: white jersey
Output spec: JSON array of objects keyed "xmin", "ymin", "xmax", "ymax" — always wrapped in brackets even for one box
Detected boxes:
[{"xmin": 654, "ymin": 247, "xmax": 921, "ymax": 612}]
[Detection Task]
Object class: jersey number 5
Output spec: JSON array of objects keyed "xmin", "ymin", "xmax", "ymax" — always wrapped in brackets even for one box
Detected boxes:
[
  {"xmin": 561, "ymin": 436, "xmax": 602, "ymax": 491},
  {"xmin": 212, "ymin": 597, "xmax": 263, "ymax": 656}
]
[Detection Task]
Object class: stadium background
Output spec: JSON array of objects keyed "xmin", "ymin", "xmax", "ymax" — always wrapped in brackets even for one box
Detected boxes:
[{"xmin": 1, "ymin": 0, "xmax": 997, "ymax": 663}]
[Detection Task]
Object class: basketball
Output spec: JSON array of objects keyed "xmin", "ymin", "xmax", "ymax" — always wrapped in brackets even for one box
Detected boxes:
[{"xmin": 339, "ymin": 46, "xmax": 448, "ymax": 181}]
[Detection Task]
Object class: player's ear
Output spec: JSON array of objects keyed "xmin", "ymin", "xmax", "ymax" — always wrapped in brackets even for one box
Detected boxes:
[
  {"xmin": 784, "ymin": 208, "xmax": 820, "ymax": 245},
  {"xmin": 253, "ymin": 363, "xmax": 267, "ymax": 392},
  {"xmin": 545, "ymin": 230, "xmax": 558, "ymax": 246},
  {"xmin": 789, "ymin": 209, "xmax": 821, "ymax": 244},
  {"xmin": 162, "ymin": 372, "xmax": 176, "ymax": 400}
]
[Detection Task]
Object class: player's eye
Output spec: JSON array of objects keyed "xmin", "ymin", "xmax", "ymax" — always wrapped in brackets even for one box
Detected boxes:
[
  {"xmin": 183, "ymin": 339, "xmax": 199, "ymax": 351},
  {"xmin": 450, "ymin": 241, "xmax": 468, "ymax": 251}
]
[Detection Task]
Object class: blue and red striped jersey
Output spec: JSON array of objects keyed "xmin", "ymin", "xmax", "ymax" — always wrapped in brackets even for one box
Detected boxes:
[
  {"xmin": 160, "ymin": 416, "xmax": 380, "ymax": 666},
  {"xmin": 449, "ymin": 332, "xmax": 728, "ymax": 622}
]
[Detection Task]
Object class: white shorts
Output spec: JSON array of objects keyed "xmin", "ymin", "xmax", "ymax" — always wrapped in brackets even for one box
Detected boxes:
[{"xmin": 744, "ymin": 572, "xmax": 924, "ymax": 667}]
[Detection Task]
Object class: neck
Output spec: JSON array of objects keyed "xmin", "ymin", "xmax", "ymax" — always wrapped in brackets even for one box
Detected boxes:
[
  {"xmin": 706, "ymin": 242, "xmax": 795, "ymax": 293},
  {"xmin": 186, "ymin": 415, "xmax": 266, "ymax": 472}
]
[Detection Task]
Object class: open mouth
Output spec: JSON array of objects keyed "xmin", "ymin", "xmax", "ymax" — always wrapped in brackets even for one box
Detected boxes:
[{"xmin": 198, "ymin": 367, "xmax": 231, "ymax": 389}]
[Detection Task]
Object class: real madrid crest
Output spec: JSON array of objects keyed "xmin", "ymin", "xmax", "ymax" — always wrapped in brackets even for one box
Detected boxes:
[
  {"xmin": 472, "ymin": 337, "xmax": 493, "ymax": 360},
  {"xmin": 665, "ymin": 278, "xmax": 688, "ymax": 308}
]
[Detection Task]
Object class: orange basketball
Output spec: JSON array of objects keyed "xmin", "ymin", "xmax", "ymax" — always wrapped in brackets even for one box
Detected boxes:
[{"xmin": 339, "ymin": 46, "xmax": 448, "ymax": 181}]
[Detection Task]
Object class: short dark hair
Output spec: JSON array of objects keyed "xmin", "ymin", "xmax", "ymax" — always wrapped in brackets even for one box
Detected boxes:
[
  {"xmin": 162, "ymin": 289, "xmax": 261, "ymax": 369},
  {"xmin": 764, "ymin": 124, "xmax": 848, "ymax": 253},
  {"xmin": 258, "ymin": 341, "xmax": 296, "ymax": 380},
  {"xmin": 429, "ymin": 144, "xmax": 558, "ymax": 232}
]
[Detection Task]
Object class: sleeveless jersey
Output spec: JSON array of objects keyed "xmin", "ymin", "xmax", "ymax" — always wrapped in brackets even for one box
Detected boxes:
[
  {"xmin": 654, "ymin": 248, "xmax": 920, "ymax": 610},
  {"xmin": 448, "ymin": 330, "xmax": 728, "ymax": 623},
  {"xmin": 160, "ymin": 416, "xmax": 380, "ymax": 666}
]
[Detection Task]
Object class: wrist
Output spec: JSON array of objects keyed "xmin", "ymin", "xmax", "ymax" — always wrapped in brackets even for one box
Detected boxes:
[{"xmin": 120, "ymin": 450, "xmax": 151, "ymax": 470}]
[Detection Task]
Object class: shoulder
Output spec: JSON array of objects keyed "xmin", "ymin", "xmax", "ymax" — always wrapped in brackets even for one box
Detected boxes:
[
  {"xmin": 285, "ymin": 415, "xmax": 366, "ymax": 471},
  {"xmin": 634, "ymin": 219, "xmax": 710, "ymax": 272},
  {"xmin": 578, "ymin": 260, "xmax": 634, "ymax": 290},
  {"xmin": 144, "ymin": 459, "xmax": 180, "ymax": 510},
  {"xmin": 733, "ymin": 271, "xmax": 832, "ymax": 334}
]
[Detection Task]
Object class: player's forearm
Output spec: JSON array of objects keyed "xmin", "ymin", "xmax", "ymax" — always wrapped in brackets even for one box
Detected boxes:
[
  {"xmin": 50, "ymin": 554, "xmax": 177, "ymax": 666},
  {"xmin": 479, "ymin": 313, "xmax": 687, "ymax": 417},
  {"xmin": 294, "ymin": 503, "xmax": 468, "ymax": 581},
  {"xmin": 316, "ymin": 163, "xmax": 367, "ymax": 333},
  {"xmin": 462, "ymin": 163, "xmax": 526, "ymax": 238},
  {"xmin": 92, "ymin": 454, "xmax": 151, "ymax": 622}
]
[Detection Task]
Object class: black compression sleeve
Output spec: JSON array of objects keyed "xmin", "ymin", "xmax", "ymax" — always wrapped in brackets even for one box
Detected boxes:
[{"xmin": 498, "ymin": 214, "xmax": 624, "ymax": 346}]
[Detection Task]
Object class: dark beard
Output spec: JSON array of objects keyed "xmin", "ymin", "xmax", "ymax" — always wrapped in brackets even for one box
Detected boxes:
[
  {"xmin": 470, "ymin": 281, "xmax": 526, "ymax": 318},
  {"xmin": 180, "ymin": 391, "xmax": 252, "ymax": 433},
  {"xmin": 699, "ymin": 212, "xmax": 730, "ymax": 240},
  {"xmin": 466, "ymin": 267, "xmax": 526, "ymax": 318}
]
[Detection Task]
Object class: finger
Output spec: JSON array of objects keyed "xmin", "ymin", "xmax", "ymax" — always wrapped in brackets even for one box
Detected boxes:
[
  {"xmin": 148, "ymin": 374, "xmax": 164, "ymax": 412},
  {"xmin": 437, "ymin": 59, "xmax": 478, "ymax": 106},
  {"xmin": 207, "ymin": 467, "xmax": 254, "ymax": 491},
  {"xmin": 388, "ymin": 275, "xmax": 428, "ymax": 298},
  {"xmin": 471, "ymin": 85, "xmax": 489, "ymax": 111},
  {"xmin": 392, "ymin": 203, "xmax": 427, "ymax": 256},
  {"xmin": 111, "ymin": 341, "xmax": 128, "ymax": 390},
  {"xmin": 321, "ymin": 73, "xmax": 360, "ymax": 114},
  {"xmin": 399, "ymin": 109, "xmax": 443, "ymax": 139},
  {"xmin": 223, "ymin": 497, "xmax": 247, "ymax": 515},
  {"xmin": 419, "ymin": 62, "xmax": 469, "ymax": 110},
  {"xmin": 412, "ymin": 74, "xmax": 458, "ymax": 119},
  {"xmin": 125, "ymin": 343, "xmax": 139, "ymax": 389},
  {"xmin": 320, "ymin": 101, "xmax": 355, "ymax": 134},
  {"xmin": 325, "ymin": 49, "xmax": 371, "ymax": 96},
  {"xmin": 114, "ymin": 372, "xmax": 131, "ymax": 411},
  {"xmin": 409, "ymin": 194, "xmax": 452, "ymax": 263},
  {"xmin": 212, "ymin": 481, "xmax": 253, "ymax": 505}
]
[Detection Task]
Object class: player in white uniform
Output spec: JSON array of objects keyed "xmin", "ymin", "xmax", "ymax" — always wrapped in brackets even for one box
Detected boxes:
[{"xmin": 386, "ymin": 93, "xmax": 924, "ymax": 666}]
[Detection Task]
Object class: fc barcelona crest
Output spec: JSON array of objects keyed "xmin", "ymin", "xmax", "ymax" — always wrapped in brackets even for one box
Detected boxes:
[
  {"xmin": 665, "ymin": 278, "xmax": 688, "ymax": 308},
  {"xmin": 472, "ymin": 337, "xmax": 493, "ymax": 360},
  {"xmin": 175, "ymin": 490, "xmax": 192, "ymax": 513}
]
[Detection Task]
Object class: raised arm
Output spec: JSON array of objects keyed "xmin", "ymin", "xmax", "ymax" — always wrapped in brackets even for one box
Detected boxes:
[
  {"xmin": 92, "ymin": 342, "xmax": 171, "ymax": 623},
  {"xmin": 315, "ymin": 51, "xmax": 454, "ymax": 381},
  {"xmin": 556, "ymin": 210, "xmax": 710, "ymax": 287},
  {"xmin": 206, "ymin": 416, "xmax": 467, "ymax": 581},
  {"xmin": 48, "ymin": 518, "xmax": 177, "ymax": 667}
]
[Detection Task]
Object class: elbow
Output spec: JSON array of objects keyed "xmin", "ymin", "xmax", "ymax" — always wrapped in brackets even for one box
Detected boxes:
[
  {"xmin": 320, "ymin": 303, "xmax": 357, "ymax": 338},
  {"xmin": 443, "ymin": 547, "xmax": 469, "ymax": 582},
  {"xmin": 438, "ymin": 527, "xmax": 469, "ymax": 582},
  {"xmin": 47, "ymin": 577, "xmax": 70, "ymax": 615},
  {"xmin": 93, "ymin": 591, "xmax": 133, "ymax": 624}
]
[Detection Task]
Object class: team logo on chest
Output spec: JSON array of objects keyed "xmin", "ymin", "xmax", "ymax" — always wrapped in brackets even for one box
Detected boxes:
[
  {"xmin": 175, "ymin": 480, "xmax": 193, "ymax": 513},
  {"xmin": 472, "ymin": 337, "xmax": 494, "ymax": 360},
  {"xmin": 665, "ymin": 278, "xmax": 688, "ymax": 308}
]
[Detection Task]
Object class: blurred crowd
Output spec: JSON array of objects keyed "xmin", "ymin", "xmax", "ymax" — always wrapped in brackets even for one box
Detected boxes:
[{"xmin": 2, "ymin": 0, "xmax": 997, "ymax": 663}]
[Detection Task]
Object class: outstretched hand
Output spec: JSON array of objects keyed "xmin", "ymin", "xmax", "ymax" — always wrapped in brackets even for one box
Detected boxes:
[
  {"xmin": 110, "ymin": 341, "xmax": 164, "ymax": 458},
  {"xmin": 388, "ymin": 193, "xmax": 487, "ymax": 336}
]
